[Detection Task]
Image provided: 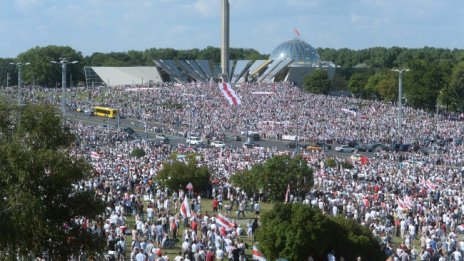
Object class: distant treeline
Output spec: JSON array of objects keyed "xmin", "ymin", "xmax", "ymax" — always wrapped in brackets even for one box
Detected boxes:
[{"xmin": 2, "ymin": 45, "xmax": 464, "ymax": 111}]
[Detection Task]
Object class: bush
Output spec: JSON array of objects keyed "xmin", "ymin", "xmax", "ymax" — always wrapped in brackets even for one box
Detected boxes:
[
  {"xmin": 130, "ymin": 148, "xmax": 146, "ymax": 158},
  {"xmin": 340, "ymin": 161, "xmax": 353, "ymax": 169},
  {"xmin": 325, "ymin": 158, "xmax": 337, "ymax": 168}
]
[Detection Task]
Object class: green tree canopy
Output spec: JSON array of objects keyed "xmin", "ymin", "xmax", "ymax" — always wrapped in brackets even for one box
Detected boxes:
[
  {"xmin": 155, "ymin": 154, "xmax": 211, "ymax": 193},
  {"xmin": 256, "ymin": 203, "xmax": 385, "ymax": 261},
  {"xmin": 348, "ymin": 72, "xmax": 369, "ymax": 98},
  {"xmin": 303, "ymin": 69, "xmax": 332, "ymax": 94},
  {"xmin": 17, "ymin": 45, "xmax": 85, "ymax": 87},
  {"xmin": 0, "ymin": 101, "xmax": 106, "ymax": 260},
  {"xmin": 365, "ymin": 70, "xmax": 397, "ymax": 101},
  {"xmin": 230, "ymin": 155, "xmax": 313, "ymax": 201}
]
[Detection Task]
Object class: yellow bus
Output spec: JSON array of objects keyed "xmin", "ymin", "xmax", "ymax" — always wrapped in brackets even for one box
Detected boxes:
[{"xmin": 93, "ymin": 106, "xmax": 117, "ymax": 118}]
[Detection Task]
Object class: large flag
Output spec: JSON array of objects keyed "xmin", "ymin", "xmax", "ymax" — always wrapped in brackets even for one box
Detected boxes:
[
  {"xmin": 180, "ymin": 196, "xmax": 191, "ymax": 218},
  {"xmin": 252, "ymin": 244, "xmax": 267, "ymax": 261},
  {"xmin": 216, "ymin": 213, "xmax": 235, "ymax": 230},
  {"xmin": 218, "ymin": 82, "xmax": 241, "ymax": 105}
]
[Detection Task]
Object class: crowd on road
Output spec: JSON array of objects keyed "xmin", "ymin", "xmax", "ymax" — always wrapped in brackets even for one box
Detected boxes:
[
  {"xmin": 3, "ymin": 82, "xmax": 464, "ymax": 260},
  {"xmin": 4, "ymin": 81, "xmax": 463, "ymax": 145}
]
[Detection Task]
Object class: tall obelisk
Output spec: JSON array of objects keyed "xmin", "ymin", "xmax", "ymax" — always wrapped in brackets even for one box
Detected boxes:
[{"xmin": 221, "ymin": 0, "xmax": 229, "ymax": 81}]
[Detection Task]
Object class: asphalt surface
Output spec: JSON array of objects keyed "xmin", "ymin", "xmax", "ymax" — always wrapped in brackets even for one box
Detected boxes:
[{"xmin": 65, "ymin": 111, "xmax": 373, "ymax": 159}]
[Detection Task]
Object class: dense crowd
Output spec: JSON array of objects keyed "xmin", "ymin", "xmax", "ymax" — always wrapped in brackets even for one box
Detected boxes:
[{"xmin": 3, "ymin": 82, "xmax": 464, "ymax": 260}]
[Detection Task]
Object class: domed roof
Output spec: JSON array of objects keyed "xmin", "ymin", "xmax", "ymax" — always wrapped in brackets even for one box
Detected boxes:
[{"xmin": 269, "ymin": 38, "xmax": 320, "ymax": 63}]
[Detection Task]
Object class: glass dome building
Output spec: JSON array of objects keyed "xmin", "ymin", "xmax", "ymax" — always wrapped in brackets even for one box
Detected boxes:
[{"xmin": 269, "ymin": 38, "xmax": 320, "ymax": 63}]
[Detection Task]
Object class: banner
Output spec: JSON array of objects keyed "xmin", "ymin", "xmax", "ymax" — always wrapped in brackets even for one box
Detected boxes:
[
  {"xmin": 216, "ymin": 213, "xmax": 235, "ymax": 230},
  {"xmin": 218, "ymin": 82, "xmax": 241, "ymax": 105}
]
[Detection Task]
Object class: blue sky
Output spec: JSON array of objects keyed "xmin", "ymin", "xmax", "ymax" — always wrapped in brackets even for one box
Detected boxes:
[{"xmin": 1, "ymin": 0, "xmax": 463, "ymax": 58}]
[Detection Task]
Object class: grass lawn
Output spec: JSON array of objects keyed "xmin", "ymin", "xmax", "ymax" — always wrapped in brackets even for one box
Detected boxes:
[
  {"xmin": 121, "ymin": 198, "xmax": 411, "ymax": 260},
  {"xmin": 122, "ymin": 198, "xmax": 274, "ymax": 260}
]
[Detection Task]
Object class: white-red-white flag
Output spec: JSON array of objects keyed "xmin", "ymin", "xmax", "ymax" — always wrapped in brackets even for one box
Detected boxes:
[
  {"xmin": 91, "ymin": 151, "xmax": 101, "ymax": 159},
  {"xmin": 180, "ymin": 196, "xmax": 191, "ymax": 218},
  {"xmin": 252, "ymin": 244, "xmax": 267, "ymax": 261},
  {"xmin": 216, "ymin": 213, "xmax": 235, "ymax": 230},
  {"xmin": 396, "ymin": 197, "xmax": 409, "ymax": 210},
  {"xmin": 218, "ymin": 82, "xmax": 241, "ymax": 105}
]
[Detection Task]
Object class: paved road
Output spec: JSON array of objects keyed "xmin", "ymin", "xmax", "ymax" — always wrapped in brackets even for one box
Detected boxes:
[{"xmin": 64, "ymin": 111, "xmax": 373, "ymax": 159}]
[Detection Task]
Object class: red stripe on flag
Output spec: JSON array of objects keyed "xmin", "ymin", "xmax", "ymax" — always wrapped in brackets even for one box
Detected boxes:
[
  {"xmin": 216, "ymin": 213, "xmax": 234, "ymax": 229},
  {"xmin": 222, "ymin": 82, "xmax": 239, "ymax": 105}
]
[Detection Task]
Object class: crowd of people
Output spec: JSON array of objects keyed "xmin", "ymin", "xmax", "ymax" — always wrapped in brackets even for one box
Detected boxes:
[{"xmin": 3, "ymin": 81, "xmax": 464, "ymax": 260}]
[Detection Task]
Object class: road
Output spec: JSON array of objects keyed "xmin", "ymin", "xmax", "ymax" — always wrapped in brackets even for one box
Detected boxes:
[{"xmin": 65, "ymin": 111, "xmax": 373, "ymax": 158}]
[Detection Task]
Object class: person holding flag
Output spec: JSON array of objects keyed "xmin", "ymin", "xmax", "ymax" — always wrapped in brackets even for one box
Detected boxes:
[{"xmin": 180, "ymin": 195, "xmax": 191, "ymax": 227}]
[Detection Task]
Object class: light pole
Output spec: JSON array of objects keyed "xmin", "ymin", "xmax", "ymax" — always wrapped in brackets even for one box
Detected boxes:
[
  {"xmin": 10, "ymin": 62, "xmax": 30, "ymax": 105},
  {"xmin": 391, "ymin": 68, "xmax": 409, "ymax": 139},
  {"xmin": 51, "ymin": 58, "xmax": 78, "ymax": 115}
]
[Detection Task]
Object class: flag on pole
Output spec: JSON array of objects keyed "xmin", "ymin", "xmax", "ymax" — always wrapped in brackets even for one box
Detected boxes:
[
  {"xmin": 180, "ymin": 196, "xmax": 191, "ymax": 218},
  {"xmin": 216, "ymin": 213, "xmax": 235, "ymax": 230},
  {"xmin": 284, "ymin": 184, "xmax": 290, "ymax": 203},
  {"xmin": 293, "ymin": 28, "xmax": 301, "ymax": 37},
  {"xmin": 252, "ymin": 244, "xmax": 267, "ymax": 261},
  {"xmin": 218, "ymin": 82, "xmax": 241, "ymax": 105}
]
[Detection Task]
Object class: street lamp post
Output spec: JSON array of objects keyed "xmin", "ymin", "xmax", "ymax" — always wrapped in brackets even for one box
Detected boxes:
[
  {"xmin": 10, "ymin": 62, "xmax": 30, "ymax": 105},
  {"xmin": 51, "ymin": 58, "xmax": 78, "ymax": 115},
  {"xmin": 391, "ymin": 68, "xmax": 409, "ymax": 138}
]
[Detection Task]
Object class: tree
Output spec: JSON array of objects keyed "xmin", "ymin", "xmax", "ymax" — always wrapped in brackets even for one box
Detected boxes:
[
  {"xmin": 230, "ymin": 155, "xmax": 313, "ymax": 201},
  {"xmin": 0, "ymin": 101, "xmax": 106, "ymax": 260},
  {"xmin": 365, "ymin": 70, "xmax": 397, "ymax": 101},
  {"xmin": 303, "ymin": 69, "xmax": 332, "ymax": 94},
  {"xmin": 131, "ymin": 148, "xmax": 146, "ymax": 158},
  {"xmin": 348, "ymin": 72, "xmax": 369, "ymax": 98},
  {"xmin": 438, "ymin": 62, "xmax": 464, "ymax": 111},
  {"xmin": 403, "ymin": 59, "xmax": 445, "ymax": 110},
  {"xmin": 156, "ymin": 154, "xmax": 211, "ymax": 194},
  {"xmin": 17, "ymin": 45, "xmax": 85, "ymax": 87},
  {"xmin": 256, "ymin": 203, "xmax": 385, "ymax": 261}
]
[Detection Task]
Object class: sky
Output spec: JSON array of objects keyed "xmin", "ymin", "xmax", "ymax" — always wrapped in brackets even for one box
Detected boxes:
[{"xmin": 0, "ymin": 0, "xmax": 463, "ymax": 58}]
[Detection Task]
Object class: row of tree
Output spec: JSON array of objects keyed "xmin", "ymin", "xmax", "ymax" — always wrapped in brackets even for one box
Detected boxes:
[{"xmin": 2, "ymin": 45, "xmax": 464, "ymax": 111}]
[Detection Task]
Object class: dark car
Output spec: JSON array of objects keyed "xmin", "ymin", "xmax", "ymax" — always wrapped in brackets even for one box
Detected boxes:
[
  {"xmin": 316, "ymin": 142, "xmax": 332, "ymax": 150},
  {"xmin": 287, "ymin": 142, "xmax": 308, "ymax": 149},
  {"xmin": 123, "ymin": 127, "xmax": 135, "ymax": 135},
  {"xmin": 243, "ymin": 141, "xmax": 258, "ymax": 148},
  {"xmin": 155, "ymin": 134, "xmax": 169, "ymax": 144}
]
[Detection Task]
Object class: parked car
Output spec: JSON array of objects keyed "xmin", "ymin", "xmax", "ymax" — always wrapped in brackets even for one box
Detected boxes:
[
  {"xmin": 287, "ymin": 142, "xmax": 307, "ymax": 149},
  {"xmin": 186, "ymin": 136, "xmax": 203, "ymax": 145},
  {"xmin": 210, "ymin": 141, "xmax": 226, "ymax": 148},
  {"xmin": 316, "ymin": 142, "xmax": 332, "ymax": 150},
  {"xmin": 155, "ymin": 134, "xmax": 169, "ymax": 144},
  {"xmin": 243, "ymin": 141, "xmax": 259, "ymax": 149},
  {"xmin": 335, "ymin": 145, "xmax": 356, "ymax": 153},
  {"xmin": 241, "ymin": 131, "xmax": 260, "ymax": 141},
  {"xmin": 123, "ymin": 127, "xmax": 135, "ymax": 135}
]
